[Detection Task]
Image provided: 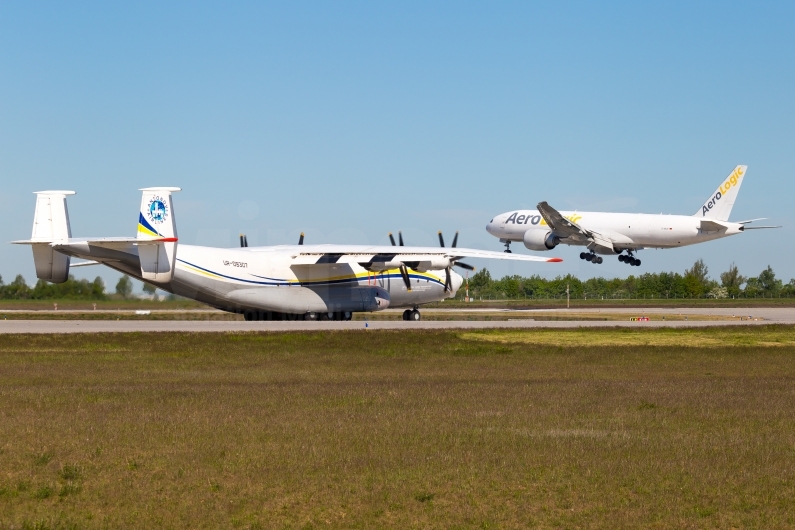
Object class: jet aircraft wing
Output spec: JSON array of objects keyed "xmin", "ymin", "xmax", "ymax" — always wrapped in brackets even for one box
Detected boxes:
[{"xmin": 537, "ymin": 201, "xmax": 617, "ymax": 253}]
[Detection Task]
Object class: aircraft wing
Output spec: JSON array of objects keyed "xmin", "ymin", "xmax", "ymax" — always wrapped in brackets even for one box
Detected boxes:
[
  {"xmin": 288, "ymin": 245, "xmax": 562, "ymax": 269},
  {"xmin": 537, "ymin": 201, "xmax": 617, "ymax": 253},
  {"xmin": 537, "ymin": 201, "xmax": 587, "ymax": 239}
]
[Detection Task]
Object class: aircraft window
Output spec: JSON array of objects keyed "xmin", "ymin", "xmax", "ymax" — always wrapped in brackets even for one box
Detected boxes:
[{"xmin": 490, "ymin": 219, "xmax": 493, "ymax": 223}]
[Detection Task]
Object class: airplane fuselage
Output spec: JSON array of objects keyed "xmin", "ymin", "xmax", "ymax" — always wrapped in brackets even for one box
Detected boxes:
[
  {"xmin": 54, "ymin": 241, "xmax": 462, "ymax": 317},
  {"xmin": 486, "ymin": 210, "xmax": 745, "ymax": 254}
]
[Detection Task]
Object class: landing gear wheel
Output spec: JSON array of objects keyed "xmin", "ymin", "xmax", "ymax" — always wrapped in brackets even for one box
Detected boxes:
[
  {"xmin": 618, "ymin": 254, "xmax": 625, "ymax": 263},
  {"xmin": 343, "ymin": 311, "xmax": 352, "ymax": 321},
  {"xmin": 596, "ymin": 256, "xmax": 603, "ymax": 264},
  {"xmin": 402, "ymin": 309, "xmax": 411, "ymax": 321},
  {"xmin": 305, "ymin": 312, "xmax": 318, "ymax": 321},
  {"xmin": 410, "ymin": 309, "xmax": 421, "ymax": 321},
  {"xmin": 244, "ymin": 310, "xmax": 257, "ymax": 321},
  {"xmin": 584, "ymin": 254, "xmax": 593, "ymax": 262},
  {"xmin": 580, "ymin": 252, "xmax": 587, "ymax": 260},
  {"xmin": 503, "ymin": 240, "xmax": 512, "ymax": 253},
  {"xmin": 634, "ymin": 259, "xmax": 641, "ymax": 267},
  {"xmin": 320, "ymin": 312, "xmax": 331, "ymax": 321}
]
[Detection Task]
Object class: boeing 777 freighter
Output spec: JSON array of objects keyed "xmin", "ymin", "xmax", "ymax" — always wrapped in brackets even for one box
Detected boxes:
[
  {"xmin": 12, "ymin": 188, "xmax": 561, "ymax": 321},
  {"xmin": 486, "ymin": 165, "xmax": 778, "ymax": 266}
]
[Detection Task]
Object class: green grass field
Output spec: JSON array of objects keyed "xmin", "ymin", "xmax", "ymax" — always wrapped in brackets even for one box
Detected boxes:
[{"xmin": 2, "ymin": 327, "xmax": 795, "ymax": 529}]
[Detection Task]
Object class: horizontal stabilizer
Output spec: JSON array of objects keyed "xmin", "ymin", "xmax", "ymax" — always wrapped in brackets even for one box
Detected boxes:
[{"xmin": 700, "ymin": 219, "xmax": 729, "ymax": 232}]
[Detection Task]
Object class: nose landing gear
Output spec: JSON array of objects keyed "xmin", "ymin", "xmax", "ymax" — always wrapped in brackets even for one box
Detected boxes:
[{"xmin": 579, "ymin": 251, "xmax": 603, "ymax": 264}]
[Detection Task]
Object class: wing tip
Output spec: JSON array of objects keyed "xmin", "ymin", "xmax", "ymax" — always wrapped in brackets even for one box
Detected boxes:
[{"xmin": 547, "ymin": 257, "xmax": 563, "ymax": 262}]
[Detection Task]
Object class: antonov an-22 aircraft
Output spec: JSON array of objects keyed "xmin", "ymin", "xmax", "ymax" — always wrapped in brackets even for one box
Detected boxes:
[
  {"xmin": 12, "ymin": 188, "xmax": 561, "ymax": 321},
  {"xmin": 486, "ymin": 165, "xmax": 778, "ymax": 267}
]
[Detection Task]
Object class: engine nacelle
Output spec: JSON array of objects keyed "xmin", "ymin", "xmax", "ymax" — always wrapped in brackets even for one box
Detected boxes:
[{"xmin": 523, "ymin": 229, "xmax": 559, "ymax": 251}]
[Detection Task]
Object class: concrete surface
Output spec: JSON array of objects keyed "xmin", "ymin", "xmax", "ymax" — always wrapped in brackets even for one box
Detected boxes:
[{"xmin": 0, "ymin": 306, "xmax": 791, "ymax": 333}]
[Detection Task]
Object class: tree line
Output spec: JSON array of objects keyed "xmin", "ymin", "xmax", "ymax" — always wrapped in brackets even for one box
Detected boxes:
[
  {"xmin": 0, "ymin": 274, "xmax": 147, "ymax": 300},
  {"xmin": 1, "ymin": 260, "xmax": 792, "ymax": 300},
  {"xmin": 460, "ymin": 260, "xmax": 795, "ymax": 300}
]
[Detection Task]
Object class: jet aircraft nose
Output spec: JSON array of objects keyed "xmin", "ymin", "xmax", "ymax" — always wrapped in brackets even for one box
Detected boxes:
[{"xmin": 486, "ymin": 218, "xmax": 494, "ymax": 234}]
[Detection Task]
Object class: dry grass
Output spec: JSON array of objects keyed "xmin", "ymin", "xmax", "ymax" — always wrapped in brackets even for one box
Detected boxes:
[
  {"xmin": 460, "ymin": 326, "xmax": 795, "ymax": 347},
  {"xmin": 1, "ymin": 327, "xmax": 795, "ymax": 528}
]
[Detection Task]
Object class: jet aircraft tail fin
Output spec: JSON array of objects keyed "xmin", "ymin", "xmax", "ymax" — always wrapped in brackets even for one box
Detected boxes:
[
  {"xmin": 695, "ymin": 165, "xmax": 747, "ymax": 221},
  {"xmin": 137, "ymin": 187, "xmax": 181, "ymax": 282}
]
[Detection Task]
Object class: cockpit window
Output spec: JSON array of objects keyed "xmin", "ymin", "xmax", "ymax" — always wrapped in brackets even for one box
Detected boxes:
[{"xmin": 489, "ymin": 219, "xmax": 493, "ymax": 223}]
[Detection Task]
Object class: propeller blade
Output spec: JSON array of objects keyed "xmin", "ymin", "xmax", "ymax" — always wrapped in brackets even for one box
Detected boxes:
[
  {"xmin": 399, "ymin": 263, "xmax": 411, "ymax": 291},
  {"xmin": 454, "ymin": 261, "xmax": 475, "ymax": 271},
  {"xmin": 298, "ymin": 232, "xmax": 304, "ymax": 245},
  {"xmin": 451, "ymin": 231, "xmax": 458, "ymax": 248},
  {"xmin": 398, "ymin": 231, "xmax": 404, "ymax": 246},
  {"xmin": 389, "ymin": 232, "xmax": 396, "ymax": 246},
  {"xmin": 444, "ymin": 266, "xmax": 452, "ymax": 292},
  {"xmin": 438, "ymin": 231, "xmax": 445, "ymax": 247}
]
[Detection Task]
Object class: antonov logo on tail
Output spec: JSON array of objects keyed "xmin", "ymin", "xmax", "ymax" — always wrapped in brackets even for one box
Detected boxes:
[
  {"xmin": 148, "ymin": 196, "xmax": 168, "ymax": 224},
  {"xmin": 702, "ymin": 166, "xmax": 744, "ymax": 216}
]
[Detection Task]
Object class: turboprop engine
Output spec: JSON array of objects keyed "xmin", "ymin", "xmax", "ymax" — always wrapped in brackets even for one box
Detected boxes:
[{"xmin": 523, "ymin": 230, "xmax": 559, "ymax": 251}]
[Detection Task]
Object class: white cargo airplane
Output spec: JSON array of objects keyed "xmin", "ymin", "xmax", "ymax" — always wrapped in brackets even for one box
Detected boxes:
[
  {"xmin": 12, "ymin": 188, "xmax": 561, "ymax": 321},
  {"xmin": 486, "ymin": 165, "xmax": 778, "ymax": 267}
]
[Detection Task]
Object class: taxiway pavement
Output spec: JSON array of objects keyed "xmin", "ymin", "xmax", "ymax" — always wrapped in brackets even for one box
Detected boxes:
[{"xmin": 0, "ymin": 306, "xmax": 791, "ymax": 333}]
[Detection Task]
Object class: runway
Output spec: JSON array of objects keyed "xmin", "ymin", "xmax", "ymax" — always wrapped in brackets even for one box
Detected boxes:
[{"xmin": 0, "ymin": 307, "xmax": 792, "ymax": 333}]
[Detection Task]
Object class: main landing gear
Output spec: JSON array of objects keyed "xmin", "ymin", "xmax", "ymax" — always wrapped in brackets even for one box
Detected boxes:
[
  {"xmin": 618, "ymin": 252, "xmax": 641, "ymax": 267},
  {"xmin": 580, "ymin": 251, "xmax": 603, "ymax": 264},
  {"xmin": 402, "ymin": 308, "xmax": 421, "ymax": 321}
]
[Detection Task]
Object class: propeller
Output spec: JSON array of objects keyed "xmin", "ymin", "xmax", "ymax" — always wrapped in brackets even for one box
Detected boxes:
[
  {"xmin": 239, "ymin": 234, "xmax": 248, "ymax": 248},
  {"xmin": 444, "ymin": 266, "xmax": 452, "ymax": 292},
  {"xmin": 399, "ymin": 263, "xmax": 411, "ymax": 291},
  {"xmin": 298, "ymin": 232, "xmax": 304, "ymax": 245},
  {"xmin": 438, "ymin": 230, "xmax": 459, "ymax": 248},
  {"xmin": 453, "ymin": 261, "xmax": 474, "ymax": 271},
  {"xmin": 388, "ymin": 231, "xmax": 405, "ymax": 246}
]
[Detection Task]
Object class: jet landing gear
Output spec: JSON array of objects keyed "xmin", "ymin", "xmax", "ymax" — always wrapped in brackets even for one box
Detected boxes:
[
  {"xmin": 618, "ymin": 252, "xmax": 641, "ymax": 267},
  {"xmin": 402, "ymin": 308, "xmax": 421, "ymax": 321},
  {"xmin": 501, "ymin": 239, "xmax": 512, "ymax": 253},
  {"xmin": 579, "ymin": 251, "xmax": 603, "ymax": 264}
]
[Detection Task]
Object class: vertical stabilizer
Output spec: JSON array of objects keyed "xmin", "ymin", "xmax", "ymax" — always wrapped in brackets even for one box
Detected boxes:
[
  {"xmin": 695, "ymin": 166, "xmax": 747, "ymax": 221},
  {"xmin": 137, "ymin": 187, "xmax": 181, "ymax": 282},
  {"xmin": 30, "ymin": 191, "xmax": 75, "ymax": 283}
]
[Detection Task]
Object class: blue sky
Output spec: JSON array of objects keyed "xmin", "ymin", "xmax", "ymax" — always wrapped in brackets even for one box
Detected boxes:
[{"xmin": 2, "ymin": 1, "xmax": 793, "ymax": 290}]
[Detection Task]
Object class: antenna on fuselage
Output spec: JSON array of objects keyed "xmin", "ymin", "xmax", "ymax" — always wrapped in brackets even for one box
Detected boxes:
[
  {"xmin": 298, "ymin": 232, "xmax": 304, "ymax": 245},
  {"xmin": 239, "ymin": 234, "xmax": 248, "ymax": 247}
]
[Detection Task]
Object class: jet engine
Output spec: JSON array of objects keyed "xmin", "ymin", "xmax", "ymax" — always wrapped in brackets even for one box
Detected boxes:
[{"xmin": 523, "ymin": 230, "xmax": 559, "ymax": 251}]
